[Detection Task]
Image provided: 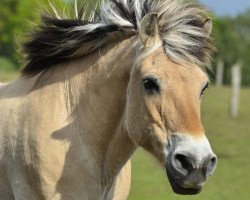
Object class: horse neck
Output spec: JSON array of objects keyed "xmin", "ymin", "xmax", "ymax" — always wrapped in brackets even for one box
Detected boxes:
[{"xmin": 63, "ymin": 36, "xmax": 138, "ymax": 187}]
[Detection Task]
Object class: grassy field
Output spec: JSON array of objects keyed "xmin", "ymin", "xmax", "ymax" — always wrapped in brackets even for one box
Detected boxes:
[
  {"xmin": 0, "ymin": 57, "xmax": 19, "ymax": 82},
  {"xmin": 129, "ymin": 87, "xmax": 250, "ymax": 200},
  {"xmin": 0, "ymin": 70, "xmax": 19, "ymax": 82},
  {"xmin": 1, "ymin": 74, "xmax": 250, "ymax": 200}
]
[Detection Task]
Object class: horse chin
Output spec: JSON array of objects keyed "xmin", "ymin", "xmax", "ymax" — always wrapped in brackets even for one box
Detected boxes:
[{"xmin": 166, "ymin": 169, "xmax": 202, "ymax": 195}]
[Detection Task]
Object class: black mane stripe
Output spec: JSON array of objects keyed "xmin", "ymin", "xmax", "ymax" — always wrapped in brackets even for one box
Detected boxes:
[
  {"xmin": 22, "ymin": 17, "xmax": 123, "ymax": 76},
  {"xmin": 22, "ymin": 0, "xmax": 213, "ymax": 76}
]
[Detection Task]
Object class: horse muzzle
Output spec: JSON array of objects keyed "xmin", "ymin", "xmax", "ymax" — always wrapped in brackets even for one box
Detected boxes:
[{"xmin": 165, "ymin": 134, "xmax": 217, "ymax": 195}]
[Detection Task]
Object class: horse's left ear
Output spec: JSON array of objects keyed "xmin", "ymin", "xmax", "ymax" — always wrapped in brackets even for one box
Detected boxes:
[
  {"xmin": 140, "ymin": 13, "xmax": 160, "ymax": 48},
  {"xmin": 204, "ymin": 18, "xmax": 212, "ymax": 36}
]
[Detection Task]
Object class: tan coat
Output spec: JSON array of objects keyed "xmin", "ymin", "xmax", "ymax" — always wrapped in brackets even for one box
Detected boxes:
[{"xmin": 0, "ymin": 38, "xmax": 137, "ymax": 200}]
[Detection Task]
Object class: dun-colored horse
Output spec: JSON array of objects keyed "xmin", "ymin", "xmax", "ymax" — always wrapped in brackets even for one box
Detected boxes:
[{"xmin": 0, "ymin": 0, "xmax": 217, "ymax": 199}]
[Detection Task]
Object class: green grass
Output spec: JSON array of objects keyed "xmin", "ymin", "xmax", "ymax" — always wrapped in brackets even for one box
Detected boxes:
[
  {"xmin": 1, "ymin": 72, "xmax": 250, "ymax": 200},
  {"xmin": 129, "ymin": 87, "xmax": 250, "ymax": 200},
  {"xmin": 0, "ymin": 71, "xmax": 19, "ymax": 82}
]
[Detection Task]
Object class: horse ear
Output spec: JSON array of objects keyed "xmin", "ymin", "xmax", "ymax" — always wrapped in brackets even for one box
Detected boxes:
[
  {"xmin": 140, "ymin": 13, "xmax": 160, "ymax": 48},
  {"xmin": 204, "ymin": 18, "xmax": 212, "ymax": 36}
]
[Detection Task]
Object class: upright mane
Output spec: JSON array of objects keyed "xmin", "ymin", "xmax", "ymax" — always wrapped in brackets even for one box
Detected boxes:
[{"xmin": 22, "ymin": 0, "xmax": 213, "ymax": 76}]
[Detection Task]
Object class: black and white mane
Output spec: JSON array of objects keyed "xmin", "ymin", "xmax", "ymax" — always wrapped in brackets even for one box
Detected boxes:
[{"xmin": 22, "ymin": 0, "xmax": 213, "ymax": 76}]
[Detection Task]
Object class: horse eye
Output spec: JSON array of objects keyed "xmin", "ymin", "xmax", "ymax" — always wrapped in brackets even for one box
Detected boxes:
[
  {"xmin": 201, "ymin": 82, "xmax": 209, "ymax": 97},
  {"xmin": 143, "ymin": 77, "xmax": 160, "ymax": 94}
]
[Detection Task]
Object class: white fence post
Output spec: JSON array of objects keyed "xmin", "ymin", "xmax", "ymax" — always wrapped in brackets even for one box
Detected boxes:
[
  {"xmin": 216, "ymin": 59, "xmax": 224, "ymax": 88},
  {"xmin": 230, "ymin": 63, "xmax": 242, "ymax": 117}
]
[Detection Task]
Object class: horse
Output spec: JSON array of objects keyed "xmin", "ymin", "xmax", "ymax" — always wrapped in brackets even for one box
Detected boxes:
[{"xmin": 0, "ymin": 0, "xmax": 217, "ymax": 199}]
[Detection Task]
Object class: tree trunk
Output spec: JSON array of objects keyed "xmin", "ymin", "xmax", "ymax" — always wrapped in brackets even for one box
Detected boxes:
[
  {"xmin": 215, "ymin": 59, "xmax": 224, "ymax": 88},
  {"xmin": 230, "ymin": 62, "xmax": 242, "ymax": 118}
]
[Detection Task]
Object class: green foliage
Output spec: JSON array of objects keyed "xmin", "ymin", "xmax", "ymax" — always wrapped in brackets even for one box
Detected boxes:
[
  {"xmin": 0, "ymin": 0, "xmax": 70, "ymax": 66},
  {"xmin": 0, "ymin": 0, "xmax": 37, "ymax": 63},
  {"xmin": 235, "ymin": 10, "xmax": 250, "ymax": 86},
  {"xmin": 213, "ymin": 10, "xmax": 250, "ymax": 86},
  {"xmin": 129, "ymin": 86, "xmax": 250, "ymax": 200}
]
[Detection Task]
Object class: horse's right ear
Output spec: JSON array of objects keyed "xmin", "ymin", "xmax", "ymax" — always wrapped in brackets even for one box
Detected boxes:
[{"xmin": 140, "ymin": 13, "xmax": 160, "ymax": 49}]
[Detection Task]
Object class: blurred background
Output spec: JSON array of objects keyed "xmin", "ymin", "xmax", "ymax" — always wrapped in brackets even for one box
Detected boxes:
[{"xmin": 0, "ymin": 0, "xmax": 249, "ymax": 199}]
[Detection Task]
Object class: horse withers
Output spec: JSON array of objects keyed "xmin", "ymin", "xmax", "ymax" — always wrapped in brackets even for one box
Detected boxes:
[{"xmin": 0, "ymin": 0, "xmax": 217, "ymax": 199}]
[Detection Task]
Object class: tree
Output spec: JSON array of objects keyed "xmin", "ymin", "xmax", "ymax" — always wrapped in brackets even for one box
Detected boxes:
[
  {"xmin": 0, "ymin": 0, "xmax": 36, "ymax": 67},
  {"xmin": 213, "ymin": 10, "xmax": 250, "ymax": 86},
  {"xmin": 235, "ymin": 10, "xmax": 250, "ymax": 86},
  {"xmin": 0, "ymin": 0, "xmax": 70, "ymax": 68}
]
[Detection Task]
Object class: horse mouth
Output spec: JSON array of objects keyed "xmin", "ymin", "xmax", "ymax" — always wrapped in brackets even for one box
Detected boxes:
[{"xmin": 166, "ymin": 170, "xmax": 202, "ymax": 195}]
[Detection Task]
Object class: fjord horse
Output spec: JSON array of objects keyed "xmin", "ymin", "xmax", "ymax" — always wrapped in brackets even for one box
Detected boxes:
[{"xmin": 0, "ymin": 0, "xmax": 217, "ymax": 199}]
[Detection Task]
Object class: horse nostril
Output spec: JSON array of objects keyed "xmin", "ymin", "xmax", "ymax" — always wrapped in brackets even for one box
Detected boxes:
[
  {"xmin": 202, "ymin": 155, "xmax": 217, "ymax": 176},
  {"xmin": 209, "ymin": 155, "xmax": 217, "ymax": 171},
  {"xmin": 210, "ymin": 156, "xmax": 217, "ymax": 165},
  {"xmin": 174, "ymin": 154, "xmax": 194, "ymax": 173}
]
